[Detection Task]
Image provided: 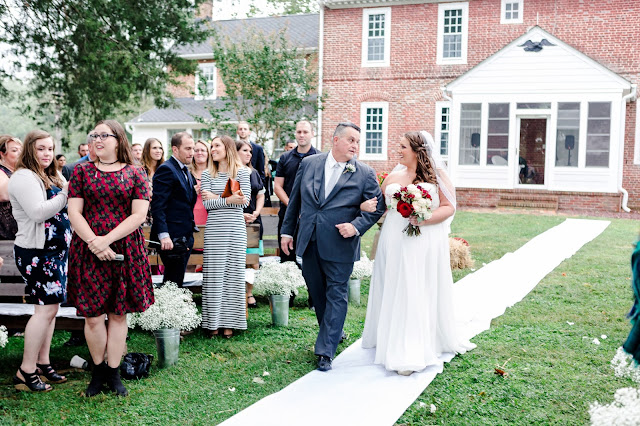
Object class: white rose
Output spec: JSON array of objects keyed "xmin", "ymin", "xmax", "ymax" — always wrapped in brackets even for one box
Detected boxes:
[
  {"xmin": 389, "ymin": 199, "xmax": 399, "ymax": 209},
  {"xmin": 406, "ymin": 184, "xmax": 419, "ymax": 194}
]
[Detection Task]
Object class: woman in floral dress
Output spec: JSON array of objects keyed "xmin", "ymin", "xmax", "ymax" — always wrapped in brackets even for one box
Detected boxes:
[
  {"xmin": 67, "ymin": 120, "xmax": 153, "ymax": 397},
  {"xmin": 9, "ymin": 130, "xmax": 71, "ymax": 392}
]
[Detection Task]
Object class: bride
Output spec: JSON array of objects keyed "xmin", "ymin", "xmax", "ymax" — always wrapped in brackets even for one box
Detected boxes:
[{"xmin": 361, "ymin": 131, "xmax": 475, "ymax": 375}]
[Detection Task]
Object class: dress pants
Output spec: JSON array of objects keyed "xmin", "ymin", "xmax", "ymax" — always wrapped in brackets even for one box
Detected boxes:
[
  {"xmin": 159, "ymin": 235, "xmax": 194, "ymax": 287},
  {"xmin": 302, "ymin": 239, "xmax": 353, "ymax": 358}
]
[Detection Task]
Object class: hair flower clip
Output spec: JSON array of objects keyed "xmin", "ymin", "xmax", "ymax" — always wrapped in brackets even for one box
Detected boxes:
[{"xmin": 344, "ymin": 164, "xmax": 356, "ymax": 174}]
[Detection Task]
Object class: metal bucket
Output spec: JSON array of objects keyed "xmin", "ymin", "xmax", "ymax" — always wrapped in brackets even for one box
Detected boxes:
[
  {"xmin": 153, "ymin": 328, "xmax": 180, "ymax": 368},
  {"xmin": 348, "ymin": 279, "xmax": 361, "ymax": 305},
  {"xmin": 269, "ymin": 294, "xmax": 290, "ymax": 326}
]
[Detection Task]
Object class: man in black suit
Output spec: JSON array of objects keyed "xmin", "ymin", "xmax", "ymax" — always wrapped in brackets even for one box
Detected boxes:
[{"xmin": 150, "ymin": 132, "xmax": 197, "ymax": 287}]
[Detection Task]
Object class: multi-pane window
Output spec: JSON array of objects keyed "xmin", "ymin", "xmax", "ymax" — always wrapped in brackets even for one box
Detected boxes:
[
  {"xmin": 443, "ymin": 9, "xmax": 463, "ymax": 58},
  {"xmin": 440, "ymin": 107, "xmax": 450, "ymax": 156},
  {"xmin": 365, "ymin": 107, "xmax": 384, "ymax": 155},
  {"xmin": 487, "ymin": 103, "xmax": 509, "ymax": 165},
  {"xmin": 586, "ymin": 102, "xmax": 611, "ymax": 167},
  {"xmin": 197, "ymin": 63, "xmax": 216, "ymax": 99},
  {"xmin": 367, "ymin": 14, "xmax": 385, "ymax": 61},
  {"xmin": 362, "ymin": 8, "xmax": 390, "ymax": 67},
  {"xmin": 556, "ymin": 103, "xmax": 580, "ymax": 167},
  {"xmin": 459, "ymin": 103, "xmax": 482, "ymax": 165},
  {"xmin": 503, "ymin": 0, "xmax": 523, "ymax": 22},
  {"xmin": 437, "ymin": 2, "xmax": 468, "ymax": 64}
]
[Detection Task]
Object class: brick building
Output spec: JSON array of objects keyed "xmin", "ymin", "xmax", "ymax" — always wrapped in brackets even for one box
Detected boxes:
[
  {"xmin": 125, "ymin": 13, "xmax": 319, "ymax": 152},
  {"xmin": 318, "ymin": 0, "xmax": 639, "ymax": 212}
]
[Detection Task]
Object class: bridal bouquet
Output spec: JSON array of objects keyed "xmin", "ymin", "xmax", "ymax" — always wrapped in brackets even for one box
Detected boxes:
[{"xmin": 389, "ymin": 184, "xmax": 433, "ymax": 237}]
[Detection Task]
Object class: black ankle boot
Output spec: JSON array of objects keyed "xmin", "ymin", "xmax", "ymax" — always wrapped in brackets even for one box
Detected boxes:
[
  {"xmin": 105, "ymin": 365, "xmax": 128, "ymax": 396},
  {"xmin": 85, "ymin": 362, "xmax": 107, "ymax": 397}
]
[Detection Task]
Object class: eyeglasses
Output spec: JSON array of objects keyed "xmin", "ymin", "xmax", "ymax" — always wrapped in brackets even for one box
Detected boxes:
[
  {"xmin": 336, "ymin": 122, "xmax": 361, "ymax": 133},
  {"xmin": 89, "ymin": 133, "xmax": 117, "ymax": 141}
]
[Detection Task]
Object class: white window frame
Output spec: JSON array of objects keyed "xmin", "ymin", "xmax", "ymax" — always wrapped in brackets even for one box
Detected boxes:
[
  {"xmin": 436, "ymin": 2, "xmax": 469, "ymax": 65},
  {"xmin": 359, "ymin": 102, "xmax": 388, "ymax": 161},
  {"xmin": 435, "ymin": 101, "xmax": 451, "ymax": 163},
  {"xmin": 195, "ymin": 62, "xmax": 217, "ymax": 100},
  {"xmin": 361, "ymin": 7, "xmax": 391, "ymax": 68},
  {"xmin": 500, "ymin": 0, "xmax": 524, "ymax": 24}
]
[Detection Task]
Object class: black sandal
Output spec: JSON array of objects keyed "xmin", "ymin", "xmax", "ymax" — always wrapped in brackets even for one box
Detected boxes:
[
  {"xmin": 36, "ymin": 363, "xmax": 67, "ymax": 384},
  {"xmin": 247, "ymin": 295, "xmax": 258, "ymax": 308},
  {"xmin": 13, "ymin": 367, "xmax": 52, "ymax": 392}
]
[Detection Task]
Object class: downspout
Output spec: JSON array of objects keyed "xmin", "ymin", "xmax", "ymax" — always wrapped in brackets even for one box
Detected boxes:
[
  {"xmin": 619, "ymin": 84, "xmax": 637, "ymax": 213},
  {"xmin": 317, "ymin": 1, "xmax": 325, "ymax": 151}
]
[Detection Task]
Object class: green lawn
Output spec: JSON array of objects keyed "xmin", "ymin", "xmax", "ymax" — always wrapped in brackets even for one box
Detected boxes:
[{"xmin": 0, "ymin": 211, "xmax": 637, "ymax": 425}]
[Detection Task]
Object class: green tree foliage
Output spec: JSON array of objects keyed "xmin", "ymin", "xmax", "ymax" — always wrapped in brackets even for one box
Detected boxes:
[
  {"xmin": 203, "ymin": 28, "xmax": 320, "ymax": 148},
  {"xmin": 0, "ymin": 0, "xmax": 208, "ymax": 130}
]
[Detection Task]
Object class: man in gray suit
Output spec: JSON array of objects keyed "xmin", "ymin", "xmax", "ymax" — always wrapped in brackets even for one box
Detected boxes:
[{"xmin": 281, "ymin": 122, "xmax": 385, "ymax": 371}]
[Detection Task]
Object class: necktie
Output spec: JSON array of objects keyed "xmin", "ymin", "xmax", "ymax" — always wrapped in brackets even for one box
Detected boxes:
[
  {"xmin": 181, "ymin": 166, "xmax": 191, "ymax": 187},
  {"xmin": 325, "ymin": 163, "xmax": 342, "ymax": 195}
]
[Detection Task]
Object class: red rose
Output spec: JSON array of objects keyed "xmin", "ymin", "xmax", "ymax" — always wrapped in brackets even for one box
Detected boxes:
[{"xmin": 397, "ymin": 201, "xmax": 414, "ymax": 218}]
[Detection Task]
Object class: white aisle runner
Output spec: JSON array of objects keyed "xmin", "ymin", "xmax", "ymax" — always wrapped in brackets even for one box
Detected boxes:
[{"xmin": 219, "ymin": 218, "xmax": 610, "ymax": 426}]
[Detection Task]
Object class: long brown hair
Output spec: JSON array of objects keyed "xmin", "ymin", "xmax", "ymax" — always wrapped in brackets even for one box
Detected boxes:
[
  {"xmin": 16, "ymin": 130, "xmax": 64, "ymax": 189},
  {"xmin": 142, "ymin": 137, "xmax": 165, "ymax": 178},
  {"xmin": 94, "ymin": 120, "xmax": 133, "ymax": 165},
  {"xmin": 404, "ymin": 131, "xmax": 438, "ymax": 185},
  {"xmin": 235, "ymin": 140, "xmax": 254, "ymax": 170},
  {"xmin": 209, "ymin": 135, "xmax": 242, "ymax": 179}
]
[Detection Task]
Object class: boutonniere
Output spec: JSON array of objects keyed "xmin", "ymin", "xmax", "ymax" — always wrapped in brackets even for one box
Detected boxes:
[{"xmin": 343, "ymin": 164, "xmax": 356, "ymax": 174}]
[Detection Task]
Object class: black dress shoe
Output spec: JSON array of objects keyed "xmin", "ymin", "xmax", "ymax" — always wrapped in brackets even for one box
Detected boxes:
[{"xmin": 317, "ymin": 355, "xmax": 332, "ymax": 372}]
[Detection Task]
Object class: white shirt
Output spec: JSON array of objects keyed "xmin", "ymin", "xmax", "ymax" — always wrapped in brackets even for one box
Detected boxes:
[{"xmin": 324, "ymin": 150, "xmax": 346, "ymax": 195}]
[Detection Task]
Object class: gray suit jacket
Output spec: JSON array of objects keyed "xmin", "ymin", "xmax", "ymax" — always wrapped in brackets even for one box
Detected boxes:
[{"xmin": 281, "ymin": 153, "xmax": 385, "ymax": 263}]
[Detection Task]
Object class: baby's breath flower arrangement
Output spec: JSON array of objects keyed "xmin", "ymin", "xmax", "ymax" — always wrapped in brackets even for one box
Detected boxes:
[
  {"xmin": 253, "ymin": 261, "xmax": 306, "ymax": 297},
  {"xmin": 350, "ymin": 252, "xmax": 373, "ymax": 280},
  {"xmin": 611, "ymin": 346, "xmax": 640, "ymax": 383},
  {"xmin": 129, "ymin": 282, "xmax": 201, "ymax": 331},
  {"xmin": 0, "ymin": 325, "xmax": 8, "ymax": 348}
]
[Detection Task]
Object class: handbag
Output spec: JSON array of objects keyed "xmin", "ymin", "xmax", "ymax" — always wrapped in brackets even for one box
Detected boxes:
[
  {"xmin": 120, "ymin": 353, "xmax": 154, "ymax": 380},
  {"xmin": 221, "ymin": 177, "xmax": 242, "ymax": 198}
]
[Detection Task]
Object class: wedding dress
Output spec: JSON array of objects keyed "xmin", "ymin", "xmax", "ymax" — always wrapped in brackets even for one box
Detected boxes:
[{"xmin": 361, "ymin": 182, "xmax": 476, "ymax": 373}]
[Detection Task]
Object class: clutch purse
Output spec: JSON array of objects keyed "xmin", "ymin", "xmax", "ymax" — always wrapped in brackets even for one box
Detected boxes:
[{"xmin": 221, "ymin": 178, "xmax": 242, "ymax": 198}]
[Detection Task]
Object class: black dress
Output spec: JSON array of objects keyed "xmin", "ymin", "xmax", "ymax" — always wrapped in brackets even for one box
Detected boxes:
[
  {"xmin": 244, "ymin": 168, "xmax": 265, "ymax": 239},
  {"xmin": 14, "ymin": 185, "xmax": 71, "ymax": 305},
  {"xmin": 0, "ymin": 164, "xmax": 18, "ymax": 240}
]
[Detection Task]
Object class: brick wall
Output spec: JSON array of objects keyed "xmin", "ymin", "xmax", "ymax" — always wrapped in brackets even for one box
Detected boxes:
[
  {"xmin": 322, "ymin": 0, "xmax": 640, "ymax": 209},
  {"xmin": 457, "ymin": 188, "xmax": 622, "ymax": 213}
]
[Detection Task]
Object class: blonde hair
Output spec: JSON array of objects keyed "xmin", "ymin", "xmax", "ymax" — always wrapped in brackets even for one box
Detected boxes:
[
  {"xmin": 208, "ymin": 135, "xmax": 242, "ymax": 179},
  {"xmin": 190, "ymin": 139, "xmax": 211, "ymax": 173}
]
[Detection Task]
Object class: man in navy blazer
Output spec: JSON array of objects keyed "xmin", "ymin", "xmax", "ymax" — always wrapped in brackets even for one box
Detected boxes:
[
  {"xmin": 281, "ymin": 122, "xmax": 385, "ymax": 371},
  {"xmin": 150, "ymin": 132, "xmax": 197, "ymax": 287}
]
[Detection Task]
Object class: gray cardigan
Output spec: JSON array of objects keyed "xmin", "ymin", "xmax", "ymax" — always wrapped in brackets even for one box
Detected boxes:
[{"xmin": 8, "ymin": 168, "xmax": 68, "ymax": 249}]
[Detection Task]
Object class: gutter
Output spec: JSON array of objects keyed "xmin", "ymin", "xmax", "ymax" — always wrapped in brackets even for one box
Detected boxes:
[
  {"xmin": 619, "ymin": 84, "xmax": 637, "ymax": 213},
  {"xmin": 317, "ymin": 1, "xmax": 325, "ymax": 150}
]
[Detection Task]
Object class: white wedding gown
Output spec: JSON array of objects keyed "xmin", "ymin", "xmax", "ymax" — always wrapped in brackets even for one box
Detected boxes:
[{"xmin": 362, "ymin": 182, "xmax": 476, "ymax": 372}]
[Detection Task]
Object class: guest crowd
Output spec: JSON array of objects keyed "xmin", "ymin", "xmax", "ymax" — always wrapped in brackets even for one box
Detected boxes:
[{"xmin": 3, "ymin": 118, "xmax": 319, "ymax": 396}]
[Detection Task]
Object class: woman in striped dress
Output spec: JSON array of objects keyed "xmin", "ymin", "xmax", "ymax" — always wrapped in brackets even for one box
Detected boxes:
[{"xmin": 201, "ymin": 135, "xmax": 250, "ymax": 338}]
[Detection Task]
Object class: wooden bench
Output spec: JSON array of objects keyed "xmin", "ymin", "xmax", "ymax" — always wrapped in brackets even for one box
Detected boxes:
[
  {"xmin": 0, "ymin": 224, "xmax": 260, "ymax": 329},
  {"xmin": 0, "ymin": 240, "xmax": 85, "ymax": 330},
  {"xmin": 260, "ymin": 207, "xmax": 281, "ymax": 255}
]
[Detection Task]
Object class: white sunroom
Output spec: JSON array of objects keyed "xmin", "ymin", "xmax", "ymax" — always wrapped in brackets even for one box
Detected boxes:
[{"xmin": 443, "ymin": 26, "xmax": 636, "ymax": 196}]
